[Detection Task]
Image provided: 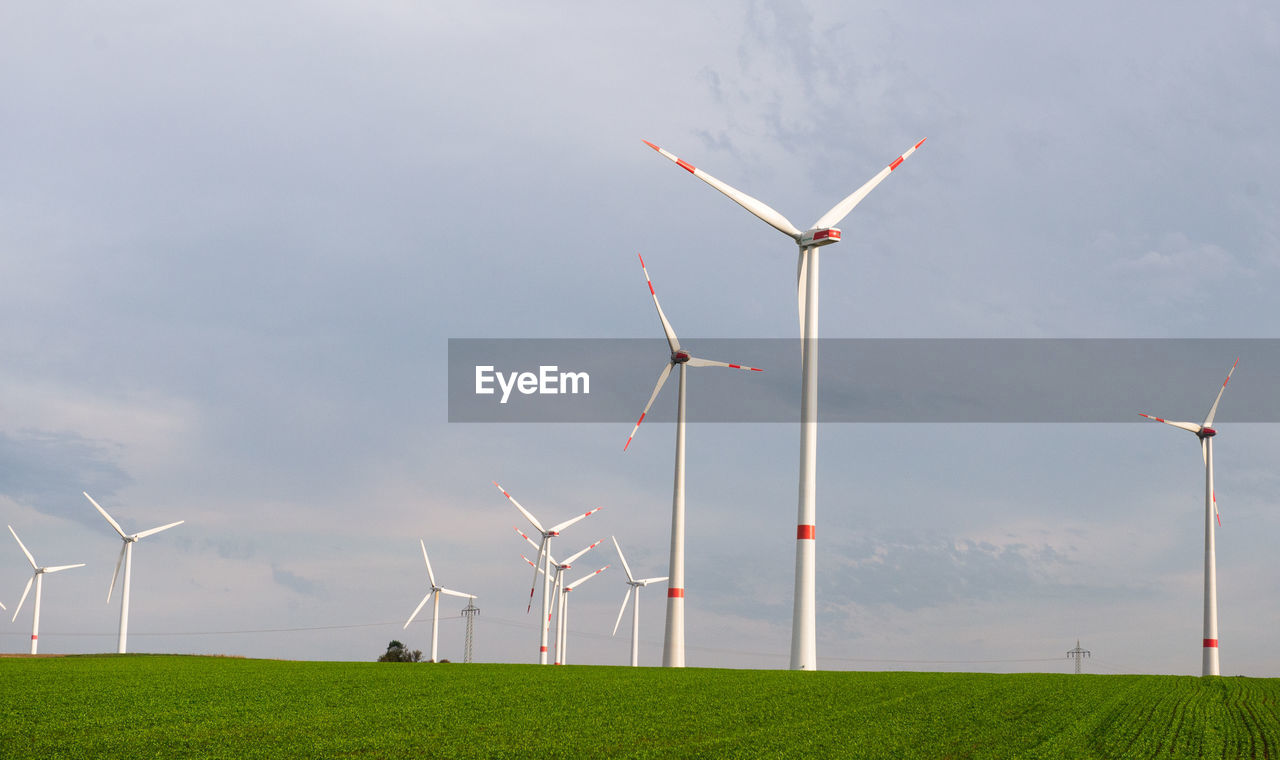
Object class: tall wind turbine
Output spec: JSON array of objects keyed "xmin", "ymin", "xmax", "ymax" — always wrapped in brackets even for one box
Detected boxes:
[
  {"xmin": 1140, "ymin": 358, "xmax": 1238, "ymax": 677},
  {"xmin": 8, "ymin": 525, "xmax": 85, "ymax": 655},
  {"xmin": 554, "ymin": 564, "xmax": 608, "ymax": 666},
  {"xmin": 84, "ymin": 492, "xmax": 183, "ymax": 654},
  {"xmin": 643, "ymin": 137, "xmax": 926, "ymax": 670},
  {"xmin": 624, "ymin": 253, "xmax": 762, "ymax": 668},
  {"xmin": 494, "ymin": 481, "xmax": 601, "ymax": 664},
  {"xmin": 404, "ymin": 540, "xmax": 476, "ymax": 663},
  {"xmin": 610, "ymin": 536, "xmax": 668, "ymax": 667}
]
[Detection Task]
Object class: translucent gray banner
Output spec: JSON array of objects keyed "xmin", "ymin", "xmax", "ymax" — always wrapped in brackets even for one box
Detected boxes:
[{"xmin": 448, "ymin": 339, "xmax": 1272, "ymax": 423}]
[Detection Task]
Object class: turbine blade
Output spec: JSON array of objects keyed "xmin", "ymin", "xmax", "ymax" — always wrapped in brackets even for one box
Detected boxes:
[
  {"xmin": 812, "ymin": 138, "xmax": 927, "ymax": 229},
  {"xmin": 637, "ymin": 254, "xmax": 681, "ymax": 353},
  {"xmin": 7, "ymin": 526, "xmax": 37, "ymax": 570},
  {"xmin": 624, "ymin": 362, "xmax": 674, "ymax": 451},
  {"xmin": 548, "ymin": 506, "xmax": 603, "ymax": 535},
  {"xmin": 567, "ymin": 564, "xmax": 609, "ymax": 590},
  {"xmin": 13, "ymin": 576, "xmax": 33, "ymax": 621},
  {"xmin": 1201, "ymin": 436, "xmax": 1208, "ymax": 467},
  {"xmin": 439, "ymin": 588, "xmax": 475, "ymax": 600},
  {"xmin": 514, "ymin": 526, "xmax": 542, "ymax": 553},
  {"xmin": 640, "ymin": 576, "xmax": 669, "ymax": 585},
  {"xmin": 0, "ymin": 600, "xmax": 5, "ymax": 611},
  {"xmin": 494, "ymin": 481, "xmax": 545, "ymax": 534},
  {"xmin": 797, "ymin": 249, "xmax": 809, "ymax": 346},
  {"xmin": 84, "ymin": 492, "xmax": 128, "ymax": 539},
  {"xmin": 643, "ymin": 140, "xmax": 802, "ymax": 240},
  {"xmin": 134, "ymin": 520, "xmax": 184, "ymax": 540},
  {"xmin": 526, "ymin": 539, "xmax": 548, "ymax": 613},
  {"xmin": 611, "ymin": 536, "xmax": 635, "ymax": 583},
  {"xmin": 404, "ymin": 591, "xmax": 433, "ymax": 629},
  {"xmin": 43, "ymin": 563, "xmax": 85, "ymax": 573},
  {"xmin": 107, "ymin": 543, "xmax": 126, "ymax": 603},
  {"xmin": 1202, "ymin": 358, "xmax": 1239, "ymax": 428},
  {"xmin": 420, "ymin": 539, "xmax": 437, "ymax": 588},
  {"xmin": 612, "ymin": 587, "xmax": 633, "ymax": 637},
  {"xmin": 686, "ymin": 356, "xmax": 764, "ymax": 371},
  {"xmin": 1138, "ymin": 414, "xmax": 1202, "ymax": 435},
  {"xmin": 562, "ymin": 538, "xmax": 604, "ymax": 567}
]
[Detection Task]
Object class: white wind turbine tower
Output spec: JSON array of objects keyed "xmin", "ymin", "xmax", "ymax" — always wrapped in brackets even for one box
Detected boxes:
[
  {"xmin": 554, "ymin": 564, "xmax": 608, "ymax": 666},
  {"xmin": 643, "ymin": 137, "xmax": 926, "ymax": 670},
  {"xmin": 1140, "ymin": 358, "xmax": 1238, "ymax": 677},
  {"xmin": 494, "ymin": 481, "xmax": 601, "ymax": 664},
  {"xmin": 8, "ymin": 525, "xmax": 85, "ymax": 655},
  {"xmin": 624, "ymin": 253, "xmax": 762, "ymax": 668},
  {"xmin": 84, "ymin": 492, "xmax": 184, "ymax": 654},
  {"xmin": 610, "ymin": 536, "xmax": 668, "ymax": 667},
  {"xmin": 404, "ymin": 539, "xmax": 477, "ymax": 663}
]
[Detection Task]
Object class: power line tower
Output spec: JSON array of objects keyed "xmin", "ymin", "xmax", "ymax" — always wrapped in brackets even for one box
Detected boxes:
[
  {"xmin": 462, "ymin": 599, "xmax": 480, "ymax": 663},
  {"xmin": 1067, "ymin": 640, "xmax": 1091, "ymax": 674}
]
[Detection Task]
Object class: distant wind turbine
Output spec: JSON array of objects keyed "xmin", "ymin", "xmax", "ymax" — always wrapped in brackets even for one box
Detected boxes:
[
  {"xmin": 8, "ymin": 525, "xmax": 85, "ymax": 655},
  {"xmin": 1140, "ymin": 358, "xmax": 1238, "ymax": 677},
  {"xmin": 404, "ymin": 540, "xmax": 476, "ymax": 663},
  {"xmin": 494, "ymin": 481, "xmax": 601, "ymax": 664},
  {"xmin": 610, "ymin": 536, "xmax": 668, "ymax": 667},
  {"xmin": 554, "ymin": 564, "xmax": 608, "ymax": 666},
  {"xmin": 84, "ymin": 492, "xmax": 184, "ymax": 654},
  {"xmin": 624, "ymin": 254, "xmax": 761, "ymax": 667},
  {"xmin": 643, "ymin": 137, "xmax": 925, "ymax": 670},
  {"xmin": 515, "ymin": 528, "xmax": 604, "ymax": 665}
]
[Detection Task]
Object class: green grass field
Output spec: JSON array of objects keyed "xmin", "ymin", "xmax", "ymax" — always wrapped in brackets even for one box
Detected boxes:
[{"xmin": 2, "ymin": 656, "xmax": 1279, "ymax": 759}]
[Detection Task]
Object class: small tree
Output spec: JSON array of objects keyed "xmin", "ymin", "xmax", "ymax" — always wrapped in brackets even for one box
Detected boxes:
[{"xmin": 378, "ymin": 639, "xmax": 423, "ymax": 662}]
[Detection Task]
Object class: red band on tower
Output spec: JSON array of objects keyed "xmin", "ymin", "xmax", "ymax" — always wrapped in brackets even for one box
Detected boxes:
[
  {"xmin": 1204, "ymin": 639, "xmax": 1218, "ymax": 648},
  {"xmin": 797, "ymin": 524, "xmax": 816, "ymax": 540},
  {"xmin": 668, "ymin": 588, "xmax": 684, "ymax": 598}
]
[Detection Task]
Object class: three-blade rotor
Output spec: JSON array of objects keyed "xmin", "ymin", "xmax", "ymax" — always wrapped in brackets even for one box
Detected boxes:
[
  {"xmin": 1139, "ymin": 359, "xmax": 1238, "ymax": 524},
  {"xmin": 8, "ymin": 525, "xmax": 85, "ymax": 621},
  {"xmin": 644, "ymin": 138, "xmax": 926, "ymax": 337},
  {"xmin": 624, "ymin": 254, "xmax": 763, "ymax": 450},
  {"xmin": 610, "ymin": 536, "xmax": 669, "ymax": 636},
  {"xmin": 404, "ymin": 539, "xmax": 476, "ymax": 629},
  {"xmin": 85, "ymin": 492, "xmax": 184, "ymax": 603}
]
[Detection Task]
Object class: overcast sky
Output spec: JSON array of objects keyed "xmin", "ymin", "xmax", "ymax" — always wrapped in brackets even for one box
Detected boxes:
[{"xmin": 3, "ymin": 1, "xmax": 1280, "ymax": 675}]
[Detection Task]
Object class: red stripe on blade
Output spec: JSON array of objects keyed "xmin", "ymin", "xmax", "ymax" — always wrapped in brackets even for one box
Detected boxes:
[
  {"xmin": 1204, "ymin": 639, "xmax": 1218, "ymax": 648},
  {"xmin": 676, "ymin": 158, "xmax": 696, "ymax": 174},
  {"xmin": 797, "ymin": 524, "xmax": 816, "ymax": 540},
  {"xmin": 668, "ymin": 588, "xmax": 684, "ymax": 598},
  {"xmin": 889, "ymin": 156, "xmax": 904, "ymax": 171}
]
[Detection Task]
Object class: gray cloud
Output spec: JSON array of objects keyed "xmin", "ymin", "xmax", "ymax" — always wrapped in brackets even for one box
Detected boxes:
[{"xmin": 0, "ymin": 429, "xmax": 132, "ymax": 522}]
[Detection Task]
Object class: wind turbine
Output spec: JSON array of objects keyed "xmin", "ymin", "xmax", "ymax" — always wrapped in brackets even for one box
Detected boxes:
[
  {"xmin": 643, "ymin": 137, "xmax": 926, "ymax": 670},
  {"xmin": 610, "ymin": 536, "xmax": 668, "ymax": 667},
  {"xmin": 403, "ymin": 539, "xmax": 477, "ymax": 663},
  {"xmin": 84, "ymin": 492, "xmax": 184, "ymax": 654},
  {"xmin": 554, "ymin": 564, "xmax": 608, "ymax": 666},
  {"xmin": 515, "ymin": 529, "xmax": 603, "ymax": 665},
  {"xmin": 8, "ymin": 525, "xmax": 85, "ymax": 655},
  {"xmin": 1140, "ymin": 358, "xmax": 1238, "ymax": 677},
  {"xmin": 624, "ymin": 253, "xmax": 762, "ymax": 668},
  {"xmin": 494, "ymin": 481, "xmax": 601, "ymax": 664}
]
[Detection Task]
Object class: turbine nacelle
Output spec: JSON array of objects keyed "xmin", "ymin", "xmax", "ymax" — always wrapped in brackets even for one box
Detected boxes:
[
  {"xmin": 798, "ymin": 227, "xmax": 842, "ymax": 248},
  {"xmin": 672, "ymin": 350, "xmax": 691, "ymax": 364},
  {"xmin": 1199, "ymin": 427, "xmax": 1217, "ymax": 438}
]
